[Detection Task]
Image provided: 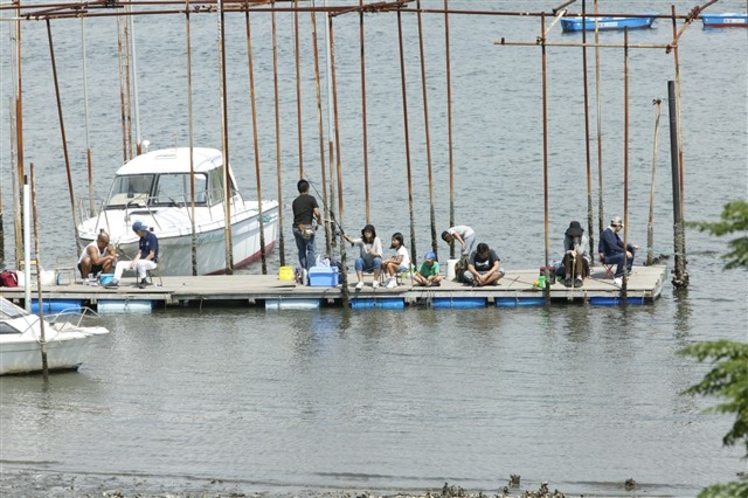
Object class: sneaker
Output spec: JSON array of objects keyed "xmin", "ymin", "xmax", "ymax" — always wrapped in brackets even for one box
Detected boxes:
[
  {"xmin": 429, "ymin": 281, "xmax": 441, "ymax": 287},
  {"xmin": 104, "ymin": 279, "xmax": 119, "ymax": 289},
  {"xmin": 355, "ymin": 281, "xmax": 364, "ymax": 290},
  {"xmin": 372, "ymin": 280, "xmax": 379, "ymax": 289},
  {"xmin": 386, "ymin": 279, "xmax": 398, "ymax": 289},
  {"xmin": 574, "ymin": 277, "xmax": 583, "ymax": 288},
  {"xmin": 614, "ymin": 277, "xmax": 623, "ymax": 286},
  {"xmin": 562, "ymin": 278, "xmax": 572, "ymax": 288}
]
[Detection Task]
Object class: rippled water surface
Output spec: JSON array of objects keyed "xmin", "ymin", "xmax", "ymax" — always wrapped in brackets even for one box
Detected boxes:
[{"xmin": 0, "ymin": 0, "xmax": 746, "ymax": 496}]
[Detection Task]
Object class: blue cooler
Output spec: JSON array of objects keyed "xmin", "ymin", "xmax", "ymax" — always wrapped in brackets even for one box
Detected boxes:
[{"xmin": 308, "ymin": 266, "xmax": 339, "ymax": 287}]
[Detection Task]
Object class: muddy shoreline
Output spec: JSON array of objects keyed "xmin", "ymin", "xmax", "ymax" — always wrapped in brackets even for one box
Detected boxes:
[{"xmin": 0, "ymin": 470, "xmax": 591, "ymax": 498}]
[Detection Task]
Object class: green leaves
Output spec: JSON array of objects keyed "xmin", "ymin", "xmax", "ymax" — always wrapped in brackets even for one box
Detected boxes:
[{"xmin": 688, "ymin": 200, "xmax": 748, "ymax": 269}]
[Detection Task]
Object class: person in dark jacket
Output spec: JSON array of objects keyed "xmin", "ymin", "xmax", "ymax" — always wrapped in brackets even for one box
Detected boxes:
[{"xmin": 598, "ymin": 215, "xmax": 639, "ymax": 285}]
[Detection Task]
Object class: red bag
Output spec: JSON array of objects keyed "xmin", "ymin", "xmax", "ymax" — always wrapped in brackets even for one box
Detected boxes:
[{"xmin": 0, "ymin": 270, "xmax": 18, "ymax": 287}]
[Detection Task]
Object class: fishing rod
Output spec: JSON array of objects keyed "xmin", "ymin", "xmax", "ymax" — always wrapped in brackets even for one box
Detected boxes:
[{"xmin": 304, "ymin": 177, "xmax": 345, "ymax": 236}]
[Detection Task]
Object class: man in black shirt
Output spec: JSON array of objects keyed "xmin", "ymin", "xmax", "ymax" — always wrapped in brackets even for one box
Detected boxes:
[
  {"xmin": 463, "ymin": 242, "xmax": 505, "ymax": 286},
  {"xmin": 292, "ymin": 179, "xmax": 322, "ymax": 278}
]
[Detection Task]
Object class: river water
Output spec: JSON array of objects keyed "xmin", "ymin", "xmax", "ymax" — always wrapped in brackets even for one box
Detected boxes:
[{"xmin": 0, "ymin": 0, "xmax": 746, "ymax": 496}]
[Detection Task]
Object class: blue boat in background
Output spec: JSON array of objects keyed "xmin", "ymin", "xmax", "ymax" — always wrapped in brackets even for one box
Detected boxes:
[
  {"xmin": 701, "ymin": 13, "xmax": 748, "ymax": 28},
  {"xmin": 560, "ymin": 13, "xmax": 657, "ymax": 32}
]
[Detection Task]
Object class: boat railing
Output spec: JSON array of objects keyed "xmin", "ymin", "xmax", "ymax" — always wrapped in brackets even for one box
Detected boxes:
[{"xmin": 49, "ymin": 306, "xmax": 101, "ymax": 330}]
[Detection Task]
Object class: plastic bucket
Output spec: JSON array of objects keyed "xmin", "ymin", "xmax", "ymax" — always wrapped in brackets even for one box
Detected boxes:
[
  {"xmin": 278, "ymin": 266, "xmax": 295, "ymax": 281},
  {"xmin": 446, "ymin": 259, "xmax": 459, "ymax": 280},
  {"xmin": 99, "ymin": 273, "xmax": 115, "ymax": 286}
]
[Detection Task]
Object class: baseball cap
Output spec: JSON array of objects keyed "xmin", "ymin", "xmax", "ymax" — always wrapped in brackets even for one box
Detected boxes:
[
  {"xmin": 132, "ymin": 221, "xmax": 147, "ymax": 232},
  {"xmin": 424, "ymin": 251, "xmax": 436, "ymax": 261},
  {"xmin": 610, "ymin": 216, "xmax": 624, "ymax": 228}
]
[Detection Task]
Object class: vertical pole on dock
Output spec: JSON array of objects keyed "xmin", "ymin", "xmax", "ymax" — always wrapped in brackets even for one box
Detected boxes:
[
  {"xmin": 621, "ymin": 28, "xmax": 630, "ymax": 299},
  {"xmin": 416, "ymin": 0, "xmax": 438, "ymax": 255},
  {"xmin": 647, "ymin": 99, "xmax": 662, "ymax": 266},
  {"xmin": 328, "ymin": 15, "xmax": 349, "ymax": 304},
  {"xmin": 594, "ymin": 0, "xmax": 605, "ymax": 245},
  {"xmin": 443, "ymin": 0, "xmax": 455, "ymax": 260},
  {"xmin": 325, "ymin": 2, "xmax": 337, "ymax": 251},
  {"xmin": 271, "ymin": 3, "xmax": 286, "ymax": 267},
  {"xmin": 397, "ymin": 8, "xmax": 417, "ymax": 264},
  {"xmin": 46, "ymin": 19, "xmax": 82, "ymax": 255},
  {"xmin": 294, "ymin": 0, "xmax": 304, "ymax": 179},
  {"xmin": 81, "ymin": 17, "xmax": 95, "ymax": 218},
  {"xmin": 581, "ymin": 0, "xmax": 595, "ymax": 260},
  {"xmin": 540, "ymin": 14, "xmax": 550, "ymax": 304},
  {"xmin": 245, "ymin": 9, "xmax": 268, "ymax": 275},
  {"xmin": 186, "ymin": 0, "xmax": 198, "ymax": 276},
  {"xmin": 218, "ymin": 0, "xmax": 234, "ymax": 274},
  {"xmin": 23, "ymin": 179, "xmax": 31, "ymax": 312},
  {"xmin": 310, "ymin": 7, "xmax": 331, "ymax": 255},
  {"xmin": 668, "ymin": 81, "xmax": 689, "ymax": 288},
  {"xmin": 358, "ymin": 0, "xmax": 371, "ymax": 224},
  {"xmin": 669, "ymin": 5, "xmax": 686, "ymax": 220},
  {"xmin": 30, "ymin": 165, "xmax": 49, "ymax": 382},
  {"xmin": 12, "ymin": 0, "xmax": 24, "ymax": 268}
]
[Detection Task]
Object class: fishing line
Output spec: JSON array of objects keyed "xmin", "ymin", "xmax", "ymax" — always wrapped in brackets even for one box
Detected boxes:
[{"xmin": 304, "ymin": 177, "xmax": 345, "ymax": 236}]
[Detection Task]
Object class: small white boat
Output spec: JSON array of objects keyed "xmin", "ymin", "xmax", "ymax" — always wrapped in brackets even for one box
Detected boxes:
[
  {"xmin": 0, "ymin": 297, "xmax": 110, "ymax": 375},
  {"xmin": 76, "ymin": 147, "xmax": 279, "ymax": 276}
]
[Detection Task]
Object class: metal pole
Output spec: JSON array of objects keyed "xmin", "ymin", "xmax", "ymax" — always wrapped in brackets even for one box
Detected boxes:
[
  {"xmin": 46, "ymin": 19, "xmax": 82, "ymax": 255},
  {"xmin": 13, "ymin": 0, "xmax": 24, "ymax": 267},
  {"xmin": 594, "ymin": 0, "xmax": 604, "ymax": 246},
  {"xmin": 647, "ymin": 99, "xmax": 662, "ymax": 266},
  {"xmin": 416, "ymin": 0, "xmax": 437, "ymax": 255},
  {"xmin": 128, "ymin": 4, "xmax": 142, "ymax": 155},
  {"xmin": 397, "ymin": 8, "xmax": 417, "ymax": 262},
  {"xmin": 218, "ymin": 0, "xmax": 233, "ymax": 274},
  {"xmin": 310, "ymin": 6, "xmax": 331, "ymax": 255},
  {"xmin": 271, "ymin": 2, "xmax": 285, "ymax": 266},
  {"xmin": 81, "ymin": 17, "xmax": 95, "ymax": 217},
  {"xmin": 245, "ymin": 9, "xmax": 267, "ymax": 274},
  {"xmin": 444, "ymin": 0, "xmax": 455, "ymax": 260},
  {"xmin": 294, "ymin": 0, "xmax": 304, "ymax": 178},
  {"xmin": 581, "ymin": 0, "xmax": 595, "ymax": 259},
  {"xmin": 23, "ymin": 180, "xmax": 30, "ymax": 312},
  {"xmin": 622, "ymin": 28, "xmax": 629, "ymax": 296},
  {"xmin": 358, "ymin": 0, "xmax": 371, "ymax": 223},
  {"xmin": 668, "ymin": 81, "xmax": 688, "ymax": 288},
  {"xmin": 540, "ymin": 14, "xmax": 550, "ymax": 304},
  {"xmin": 30, "ymin": 165, "xmax": 49, "ymax": 381},
  {"xmin": 186, "ymin": 0, "xmax": 197, "ymax": 275}
]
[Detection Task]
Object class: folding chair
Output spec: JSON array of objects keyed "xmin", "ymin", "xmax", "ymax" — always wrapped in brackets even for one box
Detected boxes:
[{"xmin": 598, "ymin": 252, "xmax": 615, "ymax": 279}]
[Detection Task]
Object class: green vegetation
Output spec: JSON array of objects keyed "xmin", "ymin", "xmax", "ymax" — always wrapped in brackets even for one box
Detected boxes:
[{"xmin": 680, "ymin": 200, "xmax": 748, "ymax": 498}]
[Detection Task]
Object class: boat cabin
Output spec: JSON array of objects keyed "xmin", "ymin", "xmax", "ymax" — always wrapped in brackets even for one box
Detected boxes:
[{"xmin": 104, "ymin": 147, "xmax": 241, "ymax": 209}]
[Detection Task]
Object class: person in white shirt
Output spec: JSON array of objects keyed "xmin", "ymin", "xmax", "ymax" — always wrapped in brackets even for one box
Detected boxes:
[
  {"xmin": 381, "ymin": 232, "xmax": 411, "ymax": 289},
  {"xmin": 441, "ymin": 225, "xmax": 476, "ymax": 257}
]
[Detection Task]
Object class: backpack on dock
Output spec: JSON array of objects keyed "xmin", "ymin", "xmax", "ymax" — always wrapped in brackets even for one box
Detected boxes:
[{"xmin": 0, "ymin": 270, "xmax": 19, "ymax": 287}]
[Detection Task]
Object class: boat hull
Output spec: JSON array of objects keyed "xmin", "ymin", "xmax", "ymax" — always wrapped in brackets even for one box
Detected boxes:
[
  {"xmin": 702, "ymin": 14, "xmax": 748, "ymax": 28},
  {"xmin": 0, "ymin": 326, "xmax": 109, "ymax": 375},
  {"xmin": 561, "ymin": 15, "xmax": 656, "ymax": 32},
  {"xmin": 78, "ymin": 202, "xmax": 279, "ymax": 276}
]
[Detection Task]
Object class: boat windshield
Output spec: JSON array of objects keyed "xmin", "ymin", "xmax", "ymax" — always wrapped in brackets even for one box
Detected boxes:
[
  {"xmin": 0, "ymin": 298, "xmax": 29, "ymax": 333},
  {"xmin": 106, "ymin": 174, "xmax": 155, "ymax": 208},
  {"xmin": 106, "ymin": 173, "xmax": 210, "ymax": 208}
]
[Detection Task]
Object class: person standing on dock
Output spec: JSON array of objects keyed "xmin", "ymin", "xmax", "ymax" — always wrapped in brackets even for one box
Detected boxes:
[
  {"xmin": 599, "ymin": 215, "xmax": 639, "ymax": 286},
  {"xmin": 106, "ymin": 221, "xmax": 159, "ymax": 289},
  {"xmin": 441, "ymin": 225, "xmax": 476, "ymax": 257},
  {"xmin": 343, "ymin": 224, "xmax": 383, "ymax": 290},
  {"xmin": 292, "ymin": 179, "xmax": 322, "ymax": 283},
  {"xmin": 78, "ymin": 232, "xmax": 118, "ymax": 279}
]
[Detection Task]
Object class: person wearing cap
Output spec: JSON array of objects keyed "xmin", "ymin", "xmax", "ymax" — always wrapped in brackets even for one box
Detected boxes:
[
  {"xmin": 561, "ymin": 220, "xmax": 590, "ymax": 288},
  {"xmin": 106, "ymin": 221, "xmax": 159, "ymax": 289},
  {"xmin": 343, "ymin": 224, "xmax": 383, "ymax": 290},
  {"xmin": 464, "ymin": 242, "xmax": 505, "ymax": 287},
  {"xmin": 414, "ymin": 251, "xmax": 442, "ymax": 287},
  {"xmin": 441, "ymin": 225, "xmax": 476, "ymax": 257},
  {"xmin": 599, "ymin": 215, "xmax": 639, "ymax": 285}
]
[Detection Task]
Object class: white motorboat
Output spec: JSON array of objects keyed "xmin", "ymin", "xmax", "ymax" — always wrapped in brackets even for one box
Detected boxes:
[
  {"xmin": 0, "ymin": 297, "xmax": 110, "ymax": 375},
  {"xmin": 76, "ymin": 147, "xmax": 279, "ymax": 276}
]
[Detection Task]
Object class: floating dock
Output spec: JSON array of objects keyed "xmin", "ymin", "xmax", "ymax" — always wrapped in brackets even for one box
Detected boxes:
[{"xmin": 0, "ymin": 265, "xmax": 667, "ymax": 312}]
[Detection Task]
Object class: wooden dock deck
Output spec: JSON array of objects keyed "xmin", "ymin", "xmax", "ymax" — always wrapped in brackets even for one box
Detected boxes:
[{"xmin": 0, "ymin": 265, "xmax": 668, "ymax": 312}]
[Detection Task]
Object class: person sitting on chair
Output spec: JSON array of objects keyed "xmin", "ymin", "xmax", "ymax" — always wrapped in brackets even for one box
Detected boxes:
[
  {"xmin": 381, "ymin": 232, "xmax": 410, "ymax": 289},
  {"xmin": 106, "ymin": 221, "xmax": 159, "ymax": 289},
  {"xmin": 561, "ymin": 220, "xmax": 591, "ymax": 288},
  {"xmin": 78, "ymin": 232, "xmax": 118, "ymax": 279},
  {"xmin": 599, "ymin": 215, "xmax": 639, "ymax": 286},
  {"xmin": 463, "ymin": 242, "xmax": 505, "ymax": 287},
  {"xmin": 413, "ymin": 251, "xmax": 442, "ymax": 287}
]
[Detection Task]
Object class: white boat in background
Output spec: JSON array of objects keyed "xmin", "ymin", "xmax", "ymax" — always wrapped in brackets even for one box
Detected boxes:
[
  {"xmin": 0, "ymin": 297, "xmax": 110, "ymax": 375},
  {"xmin": 76, "ymin": 147, "xmax": 279, "ymax": 276}
]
